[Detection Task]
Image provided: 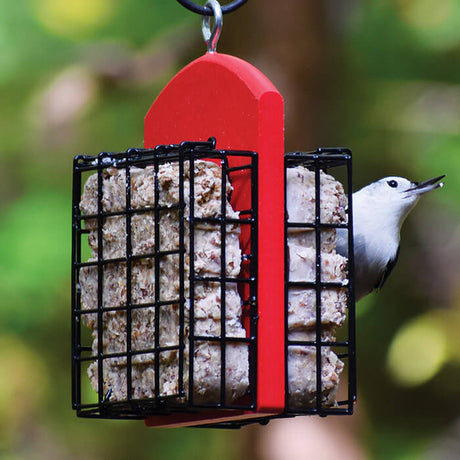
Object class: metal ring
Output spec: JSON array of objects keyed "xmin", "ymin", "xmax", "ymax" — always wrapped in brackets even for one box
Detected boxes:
[
  {"xmin": 177, "ymin": 0, "xmax": 248, "ymax": 16},
  {"xmin": 202, "ymin": 0, "xmax": 222, "ymax": 53}
]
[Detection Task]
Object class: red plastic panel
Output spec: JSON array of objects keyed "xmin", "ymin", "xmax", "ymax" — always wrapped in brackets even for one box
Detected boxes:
[{"xmin": 144, "ymin": 52, "xmax": 284, "ymax": 426}]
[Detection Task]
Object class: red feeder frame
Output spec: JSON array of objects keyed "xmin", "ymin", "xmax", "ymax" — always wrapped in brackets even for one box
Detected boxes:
[{"xmin": 144, "ymin": 52, "xmax": 285, "ymax": 427}]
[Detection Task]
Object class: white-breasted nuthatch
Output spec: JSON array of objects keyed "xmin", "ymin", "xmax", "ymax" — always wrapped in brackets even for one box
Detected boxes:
[{"xmin": 336, "ymin": 175, "xmax": 445, "ymax": 301}]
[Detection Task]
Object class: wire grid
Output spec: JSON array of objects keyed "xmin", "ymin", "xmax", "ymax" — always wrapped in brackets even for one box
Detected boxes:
[
  {"xmin": 284, "ymin": 149, "xmax": 356, "ymax": 416},
  {"xmin": 71, "ymin": 139, "xmax": 258, "ymax": 419}
]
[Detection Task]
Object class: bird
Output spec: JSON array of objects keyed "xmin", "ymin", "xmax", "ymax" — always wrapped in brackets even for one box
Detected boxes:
[{"xmin": 336, "ymin": 175, "xmax": 445, "ymax": 301}]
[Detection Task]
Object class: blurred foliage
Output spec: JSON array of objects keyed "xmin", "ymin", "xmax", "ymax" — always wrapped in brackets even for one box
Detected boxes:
[
  {"xmin": 0, "ymin": 0, "xmax": 459, "ymax": 459},
  {"xmin": 0, "ymin": 189, "xmax": 69, "ymax": 330}
]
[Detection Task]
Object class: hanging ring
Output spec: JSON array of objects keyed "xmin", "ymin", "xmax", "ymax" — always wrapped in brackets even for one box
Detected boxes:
[
  {"xmin": 177, "ymin": 0, "xmax": 248, "ymax": 16},
  {"xmin": 202, "ymin": 0, "xmax": 223, "ymax": 53}
]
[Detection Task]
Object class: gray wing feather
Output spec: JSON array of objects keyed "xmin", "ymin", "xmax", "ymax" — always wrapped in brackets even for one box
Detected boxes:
[{"xmin": 376, "ymin": 245, "xmax": 400, "ymax": 290}]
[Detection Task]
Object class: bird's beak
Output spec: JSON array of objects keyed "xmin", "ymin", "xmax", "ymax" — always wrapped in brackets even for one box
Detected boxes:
[{"xmin": 406, "ymin": 175, "xmax": 445, "ymax": 196}]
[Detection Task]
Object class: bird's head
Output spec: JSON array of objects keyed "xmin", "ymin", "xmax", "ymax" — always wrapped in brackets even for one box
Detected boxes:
[{"xmin": 356, "ymin": 175, "xmax": 445, "ymax": 227}]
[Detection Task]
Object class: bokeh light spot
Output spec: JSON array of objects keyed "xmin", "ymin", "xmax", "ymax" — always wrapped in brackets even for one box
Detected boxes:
[
  {"xmin": 397, "ymin": 0, "xmax": 454, "ymax": 29},
  {"xmin": 0, "ymin": 335, "xmax": 48, "ymax": 443},
  {"xmin": 387, "ymin": 314, "xmax": 448, "ymax": 387},
  {"xmin": 32, "ymin": 0, "xmax": 117, "ymax": 39}
]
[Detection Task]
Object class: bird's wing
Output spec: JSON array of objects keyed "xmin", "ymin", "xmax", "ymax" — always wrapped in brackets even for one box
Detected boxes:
[{"xmin": 375, "ymin": 245, "xmax": 400, "ymax": 291}]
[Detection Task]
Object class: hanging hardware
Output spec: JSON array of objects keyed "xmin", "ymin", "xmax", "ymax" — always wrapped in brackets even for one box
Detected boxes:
[
  {"xmin": 202, "ymin": 0, "xmax": 223, "ymax": 53},
  {"xmin": 177, "ymin": 0, "xmax": 248, "ymax": 16}
]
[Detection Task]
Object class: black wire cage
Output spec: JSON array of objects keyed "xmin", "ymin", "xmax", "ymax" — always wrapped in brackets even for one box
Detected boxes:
[
  {"xmin": 71, "ymin": 138, "xmax": 258, "ymax": 420},
  {"xmin": 71, "ymin": 140, "xmax": 356, "ymax": 427},
  {"xmin": 284, "ymin": 149, "xmax": 356, "ymax": 417}
]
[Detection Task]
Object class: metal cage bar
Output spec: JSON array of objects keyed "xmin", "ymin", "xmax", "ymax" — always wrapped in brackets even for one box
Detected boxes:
[{"xmin": 125, "ymin": 157, "xmax": 133, "ymax": 402}]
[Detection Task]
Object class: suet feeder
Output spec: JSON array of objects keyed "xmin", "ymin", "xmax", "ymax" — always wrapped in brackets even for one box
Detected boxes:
[{"xmin": 71, "ymin": 0, "xmax": 356, "ymax": 428}]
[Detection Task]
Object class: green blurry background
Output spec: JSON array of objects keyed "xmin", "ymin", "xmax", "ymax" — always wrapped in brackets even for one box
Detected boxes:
[{"xmin": 0, "ymin": 0, "xmax": 459, "ymax": 459}]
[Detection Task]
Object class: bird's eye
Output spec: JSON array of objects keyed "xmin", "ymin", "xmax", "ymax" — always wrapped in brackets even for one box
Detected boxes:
[{"xmin": 387, "ymin": 180, "xmax": 398, "ymax": 188}]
